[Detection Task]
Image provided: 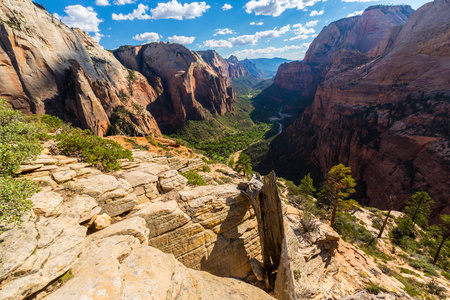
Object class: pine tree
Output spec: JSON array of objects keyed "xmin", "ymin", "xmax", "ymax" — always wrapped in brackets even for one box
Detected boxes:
[
  {"xmin": 298, "ymin": 173, "xmax": 316, "ymax": 199},
  {"xmin": 326, "ymin": 164, "xmax": 356, "ymax": 226},
  {"xmin": 433, "ymin": 214, "xmax": 450, "ymax": 264},
  {"xmin": 404, "ymin": 191, "xmax": 434, "ymax": 228},
  {"xmin": 234, "ymin": 153, "xmax": 252, "ymax": 176}
]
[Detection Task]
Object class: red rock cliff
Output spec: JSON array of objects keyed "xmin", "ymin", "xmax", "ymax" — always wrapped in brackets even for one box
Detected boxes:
[
  {"xmin": 114, "ymin": 43, "xmax": 234, "ymax": 132},
  {"xmin": 0, "ymin": 0, "xmax": 161, "ymax": 137},
  {"xmin": 275, "ymin": 1, "xmax": 450, "ymax": 220}
]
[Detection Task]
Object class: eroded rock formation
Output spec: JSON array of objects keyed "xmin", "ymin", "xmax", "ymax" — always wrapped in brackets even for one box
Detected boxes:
[
  {"xmin": 0, "ymin": 0, "xmax": 161, "ymax": 137},
  {"xmin": 114, "ymin": 43, "xmax": 234, "ymax": 132},
  {"xmin": 262, "ymin": 1, "xmax": 450, "ymax": 220}
]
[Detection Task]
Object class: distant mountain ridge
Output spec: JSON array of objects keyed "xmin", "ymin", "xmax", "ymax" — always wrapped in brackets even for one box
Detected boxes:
[{"xmin": 244, "ymin": 57, "xmax": 292, "ymax": 79}]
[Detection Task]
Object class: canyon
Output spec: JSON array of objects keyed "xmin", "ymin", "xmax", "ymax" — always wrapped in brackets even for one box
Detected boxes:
[{"xmin": 258, "ymin": 1, "xmax": 450, "ymax": 220}]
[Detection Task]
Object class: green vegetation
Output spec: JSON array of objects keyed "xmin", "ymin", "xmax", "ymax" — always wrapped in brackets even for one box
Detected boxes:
[
  {"xmin": 404, "ymin": 191, "xmax": 434, "ymax": 229},
  {"xmin": 234, "ymin": 153, "xmax": 252, "ymax": 176},
  {"xmin": 0, "ymin": 99, "xmax": 44, "ymax": 228},
  {"xmin": 56, "ymin": 126, "xmax": 132, "ymax": 171},
  {"xmin": 298, "ymin": 173, "xmax": 316, "ymax": 199},
  {"xmin": 202, "ymin": 165, "xmax": 211, "ymax": 173},
  {"xmin": 181, "ymin": 170, "xmax": 206, "ymax": 186},
  {"xmin": 365, "ymin": 282, "xmax": 387, "ymax": 295},
  {"xmin": 124, "ymin": 138, "xmax": 149, "ymax": 151}
]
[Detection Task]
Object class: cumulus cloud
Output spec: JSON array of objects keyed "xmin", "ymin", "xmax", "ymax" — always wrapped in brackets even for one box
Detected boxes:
[
  {"xmin": 347, "ymin": 10, "xmax": 363, "ymax": 17},
  {"xmin": 231, "ymin": 44, "xmax": 309, "ymax": 59},
  {"xmin": 293, "ymin": 23, "xmax": 315, "ymax": 34},
  {"xmin": 250, "ymin": 21, "xmax": 264, "ymax": 25},
  {"xmin": 214, "ymin": 28, "xmax": 236, "ymax": 36},
  {"xmin": 168, "ymin": 35, "xmax": 195, "ymax": 44},
  {"xmin": 222, "ymin": 3, "xmax": 233, "ymax": 10},
  {"xmin": 255, "ymin": 25, "xmax": 290, "ymax": 39},
  {"xmin": 305, "ymin": 20, "xmax": 318, "ymax": 27},
  {"xmin": 54, "ymin": 5, "xmax": 102, "ymax": 32},
  {"xmin": 114, "ymin": 0, "xmax": 135, "ymax": 5},
  {"xmin": 244, "ymin": 0, "xmax": 321, "ymax": 17},
  {"xmin": 309, "ymin": 9, "xmax": 324, "ymax": 16},
  {"xmin": 151, "ymin": 0, "xmax": 210, "ymax": 20},
  {"xmin": 112, "ymin": 4, "xmax": 151, "ymax": 20},
  {"xmin": 92, "ymin": 32, "xmax": 105, "ymax": 42},
  {"xmin": 201, "ymin": 39, "xmax": 233, "ymax": 49},
  {"xmin": 95, "ymin": 0, "xmax": 110, "ymax": 6},
  {"xmin": 133, "ymin": 32, "xmax": 162, "ymax": 42},
  {"xmin": 229, "ymin": 35, "xmax": 259, "ymax": 46}
]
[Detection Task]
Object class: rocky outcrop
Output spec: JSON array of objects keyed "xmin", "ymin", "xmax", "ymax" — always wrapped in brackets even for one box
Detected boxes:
[
  {"xmin": 114, "ymin": 43, "xmax": 234, "ymax": 132},
  {"xmin": 273, "ymin": 5, "xmax": 413, "ymax": 101},
  {"xmin": 263, "ymin": 1, "xmax": 450, "ymax": 220},
  {"xmin": 226, "ymin": 55, "xmax": 251, "ymax": 79},
  {"xmin": 0, "ymin": 0, "xmax": 161, "ymax": 137}
]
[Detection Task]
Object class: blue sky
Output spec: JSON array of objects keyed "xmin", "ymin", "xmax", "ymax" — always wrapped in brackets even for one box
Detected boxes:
[{"xmin": 37, "ymin": 0, "xmax": 431, "ymax": 60}]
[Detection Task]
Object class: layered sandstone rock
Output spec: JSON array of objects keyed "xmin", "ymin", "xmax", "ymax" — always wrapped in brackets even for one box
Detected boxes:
[
  {"xmin": 263, "ymin": 1, "xmax": 450, "ymax": 220},
  {"xmin": 273, "ymin": 5, "xmax": 413, "ymax": 100},
  {"xmin": 0, "ymin": 0, "xmax": 161, "ymax": 136},
  {"xmin": 114, "ymin": 43, "xmax": 234, "ymax": 131}
]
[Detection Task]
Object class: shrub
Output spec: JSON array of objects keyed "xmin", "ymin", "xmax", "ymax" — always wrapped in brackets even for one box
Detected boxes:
[
  {"xmin": 181, "ymin": 171, "xmax": 206, "ymax": 186},
  {"xmin": 175, "ymin": 138, "xmax": 183, "ymax": 146},
  {"xmin": 216, "ymin": 168, "xmax": 228, "ymax": 175},
  {"xmin": 202, "ymin": 165, "xmax": 211, "ymax": 173},
  {"xmin": 56, "ymin": 126, "xmax": 132, "ymax": 171},
  {"xmin": 0, "ymin": 177, "xmax": 39, "ymax": 228},
  {"xmin": 220, "ymin": 176, "xmax": 232, "ymax": 183},
  {"xmin": 40, "ymin": 114, "xmax": 62, "ymax": 131},
  {"xmin": 366, "ymin": 282, "xmax": 387, "ymax": 295}
]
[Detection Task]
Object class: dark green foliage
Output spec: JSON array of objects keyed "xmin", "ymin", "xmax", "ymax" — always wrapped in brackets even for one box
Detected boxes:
[
  {"xmin": 426, "ymin": 280, "xmax": 446, "ymax": 297},
  {"xmin": 181, "ymin": 170, "xmax": 206, "ymax": 186},
  {"xmin": 220, "ymin": 176, "xmax": 232, "ymax": 183},
  {"xmin": 175, "ymin": 138, "xmax": 183, "ymax": 146},
  {"xmin": 216, "ymin": 169, "xmax": 228, "ymax": 175},
  {"xmin": 332, "ymin": 213, "xmax": 374, "ymax": 244},
  {"xmin": 106, "ymin": 106, "xmax": 138, "ymax": 136},
  {"xmin": 202, "ymin": 165, "xmax": 211, "ymax": 173},
  {"xmin": 56, "ymin": 126, "xmax": 132, "ymax": 171},
  {"xmin": 124, "ymin": 138, "xmax": 149, "ymax": 151},
  {"xmin": 408, "ymin": 258, "xmax": 438, "ymax": 276},
  {"xmin": 366, "ymin": 282, "xmax": 387, "ymax": 295},
  {"xmin": 298, "ymin": 173, "xmax": 316, "ymax": 198},
  {"xmin": 404, "ymin": 191, "xmax": 434, "ymax": 228},
  {"xmin": 234, "ymin": 153, "xmax": 252, "ymax": 176}
]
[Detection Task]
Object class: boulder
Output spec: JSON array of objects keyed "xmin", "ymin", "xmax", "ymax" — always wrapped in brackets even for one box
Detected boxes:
[
  {"xmin": 76, "ymin": 174, "xmax": 120, "ymax": 197},
  {"xmin": 31, "ymin": 191, "xmax": 63, "ymax": 217},
  {"xmin": 159, "ymin": 170, "xmax": 188, "ymax": 191},
  {"xmin": 94, "ymin": 214, "xmax": 112, "ymax": 229}
]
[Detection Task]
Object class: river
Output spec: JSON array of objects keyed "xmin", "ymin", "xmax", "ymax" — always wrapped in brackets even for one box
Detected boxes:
[{"xmin": 268, "ymin": 107, "xmax": 290, "ymax": 135}]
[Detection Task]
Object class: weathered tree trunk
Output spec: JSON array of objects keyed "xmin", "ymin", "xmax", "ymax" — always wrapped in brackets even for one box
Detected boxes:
[
  {"xmin": 239, "ymin": 171, "xmax": 285, "ymax": 284},
  {"xmin": 330, "ymin": 187, "xmax": 340, "ymax": 226},
  {"xmin": 378, "ymin": 195, "xmax": 395, "ymax": 239}
]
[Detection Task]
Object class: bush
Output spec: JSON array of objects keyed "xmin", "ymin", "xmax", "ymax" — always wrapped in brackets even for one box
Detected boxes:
[
  {"xmin": 40, "ymin": 114, "xmax": 62, "ymax": 131},
  {"xmin": 175, "ymin": 138, "xmax": 183, "ymax": 146},
  {"xmin": 56, "ymin": 126, "xmax": 132, "ymax": 171},
  {"xmin": 181, "ymin": 170, "xmax": 206, "ymax": 186},
  {"xmin": 332, "ymin": 212, "xmax": 374, "ymax": 244},
  {"xmin": 366, "ymin": 282, "xmax": 387, "ymax": 295},
  {"xmin": 202, "ymin": 165, "xmax": 211, "ymax": 173},
  {"xmin": 0, "ymin": 177, "xmax": 39, "ymax": 228}
]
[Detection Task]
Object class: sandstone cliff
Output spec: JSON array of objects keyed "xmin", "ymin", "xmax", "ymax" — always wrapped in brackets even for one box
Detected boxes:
[
  {"xmin": 262, "ymin": 1, "xmax": 450, "ymax": 220},
  {"xmin": 273, "ymin": 5, "xmax": 413, "ymax": 100},
  {"xmin": 0, "ymin": 0, "xmax": 161, "ymax": 137},
  {"xmin": 114, "ymin": 43, "xmax": 234, "ymax": 132}
]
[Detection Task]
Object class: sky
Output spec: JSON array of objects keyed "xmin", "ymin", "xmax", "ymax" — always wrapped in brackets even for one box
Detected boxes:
[{"xmin": 37, "ymin": 0, "xmax": 431, "ymax": 60}]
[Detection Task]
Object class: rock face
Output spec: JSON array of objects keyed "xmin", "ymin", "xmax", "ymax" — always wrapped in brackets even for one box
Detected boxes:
[
  {"xmin": 114, "ymin": 43, "xmax": 234, "ymax": 132},
  {"xmin": 263, "ymin": 1, "xmax": 450, "ymax": 220},
  {"xmin": 273, "ymin": 5, "xmax": 413, "ymax": 100},
  {"xmin": 0, "ymin": 0, "xmax": 161, "ymax": 137},
  {"xmin": 225, "ymin": 55, "xmax": 251, "ymax": 79}
]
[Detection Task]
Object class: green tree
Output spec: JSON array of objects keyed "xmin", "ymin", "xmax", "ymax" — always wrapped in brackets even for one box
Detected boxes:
[
  {"xmin": 432, "ymin": 214, "xmax": 450, "ymax": 264},
  {"xmin": 326, "ymin": 164, "xmax": 357, "ymax": 226},
  {"xmin": 234, "ymin": 153, "xmax": 252, "ymax": 176},
  {"xmin": 404, "ymin": 191, "xmax": 434, "ymax": 228},
  {"xmin": 0, "ymin": 98, "xmax": 44, "ymax": 227},
  {"xmin": 298, "ymin": 173, "xmax": 316, "ymax": 199}
]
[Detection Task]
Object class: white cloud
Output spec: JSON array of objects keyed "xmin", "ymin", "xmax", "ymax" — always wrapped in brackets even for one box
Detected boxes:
[
  {"xmin": 114, "ymin": 0, "xmax": 135, "ymax": 5},
  {"xmin": 222, "ymin": 3, "xmax": 232, "ymax": 10},
  {"xmin": 293, "ymin": 23, "xmax": 315, "ymax": 34},
  {"xmin": 151, "ymin": 0, "xmax": 210, "ymax": 20},
  {"xmin": 95, "ymin": 0, "xmax": 110, "ymax": 6},
  {"xmin": 231, "ymin": 44, "xmax": 309, "ymax": 59},
  {"xmin": 255, "ymin": 25, "xmax": 290, "ymax": 39},
  {"xmin": 309, "ymin": 9, "xmax": 324, "ymax": 16},
  {"xmin": 286, "ymin": 34, "xmax": 309, "ymax": 41},
  {"xmin": 229, "ymin": 35, "xmax": 259, "ymax": 46},
  {"xmin": 112, "ymin": 4, "xmax": 151, "ymax": 20},
  {"xmin": 250, "ymin": 21, "xmax": 264, "ymax": 25},
  {"xmin": 92, "ymin": 32, "xmax": 105, "ymax": 42},
  {"xmin": 168, "ymin": 35, "xmax": 195, "ymax": 44},
  {"xmin": 133, "ymin": 32, "xmax": 162, "ymax": 42},
  {"xmin": 244, "ymin": 0, "xmax": 321, "ymax": 17},
  {"xmin": 54, "ymin": 5, "xmax": 102, "ymax": 32},
  {"xmin": 214, "ymin": 28, "xmax": 236, "ymax": 36},
  {"xmin": 201, "ymin": 39, "xmax": 233, "ymax": 49},
  {"xmin": 347, "ymin": 10, "xmax": 363, "ymax": 17},
  {"xmin": 305, "ymin": 20, "xmax": 318, "ymax": 27},
  {"xmin": 342, "ymin": 0, "xmax": 378, "ymax": 2}
]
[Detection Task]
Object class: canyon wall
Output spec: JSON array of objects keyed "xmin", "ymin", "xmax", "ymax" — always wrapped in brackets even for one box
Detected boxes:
[
  {"xmin": 114, "ymin": 44, "xmax": 234, "ymax": 132},
  {"xmin": 262, "ymin": 1, "xmax": 450, "ymax": 220},
  {"xmin": 0, "ymin": 0, "xmax": 161, "ymax": 137}
]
